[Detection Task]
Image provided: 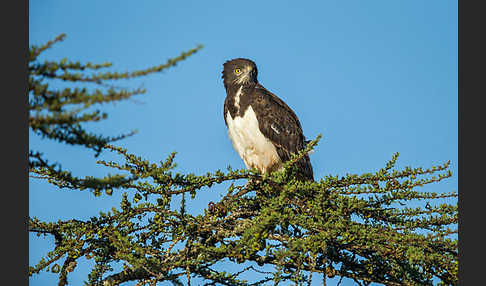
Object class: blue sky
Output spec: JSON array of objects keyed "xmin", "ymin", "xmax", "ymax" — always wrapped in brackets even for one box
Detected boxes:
[{"xmin": 29, "ymin": 1, "xmax": 457, "ymax": 285}]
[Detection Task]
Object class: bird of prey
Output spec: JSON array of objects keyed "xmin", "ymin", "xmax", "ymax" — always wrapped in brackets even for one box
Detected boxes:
[{"xmin": 222, "ymin": 58, "xmax": 314, "ymax": 181}]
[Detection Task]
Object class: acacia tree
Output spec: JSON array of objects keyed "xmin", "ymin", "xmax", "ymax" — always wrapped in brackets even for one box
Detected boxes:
[{"xmin": 29, "ymin": 35, "xmax": 458, "ymax": 286}]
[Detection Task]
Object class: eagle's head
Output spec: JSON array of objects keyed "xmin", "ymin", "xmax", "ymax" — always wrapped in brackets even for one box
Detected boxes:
[{"xmin": 222, "ymin": 58, "xmax": 258, "ymax": 89}]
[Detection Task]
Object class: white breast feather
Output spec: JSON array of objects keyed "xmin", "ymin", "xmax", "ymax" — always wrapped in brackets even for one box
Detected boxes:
[
  {"xmin": 234, "ymin": 86, "xmax": 242, "ymax": 109},
  {"xmin": 226, "ymin": 106, "xmax": 282, "ymax": 174}
]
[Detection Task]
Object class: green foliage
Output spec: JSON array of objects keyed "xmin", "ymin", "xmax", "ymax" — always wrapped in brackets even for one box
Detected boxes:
[
  {"xmin": 29, "ymin": 33, "xmax": 203, "ymax": 193},
  {"xmin": 29, "ymin": 35, "xmax": 458, "ymax": 286}
]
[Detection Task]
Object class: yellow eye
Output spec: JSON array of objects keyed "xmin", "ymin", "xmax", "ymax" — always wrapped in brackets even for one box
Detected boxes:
[{"xmin": 234, "ymin": 68, "xmax": 241, "ymax": 74}]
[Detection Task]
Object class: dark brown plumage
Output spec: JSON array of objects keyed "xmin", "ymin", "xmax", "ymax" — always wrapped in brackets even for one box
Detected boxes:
[{"xmin": 222, "ymin": 58, "xmax": 313, "ymax": 181}]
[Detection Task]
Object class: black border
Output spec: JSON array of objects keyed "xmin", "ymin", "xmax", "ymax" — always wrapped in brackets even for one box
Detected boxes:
[
  {"xmin": 3, "ymin": 0, "xmax": 29, "ymax": 285},
  {"xmin": 458, "ymin": 0, "xmax": 482, "ymax": 285}
]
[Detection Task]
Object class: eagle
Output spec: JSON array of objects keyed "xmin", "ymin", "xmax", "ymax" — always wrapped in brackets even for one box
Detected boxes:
[{"xmin": 222, "ymin": 58, "xmax": 314, "ymax": 181}]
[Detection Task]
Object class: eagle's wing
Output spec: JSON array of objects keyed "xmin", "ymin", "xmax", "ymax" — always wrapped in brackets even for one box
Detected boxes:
[{"xmin": 251, "ymin": 84, "xmax": 314, "ymax": 180}]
